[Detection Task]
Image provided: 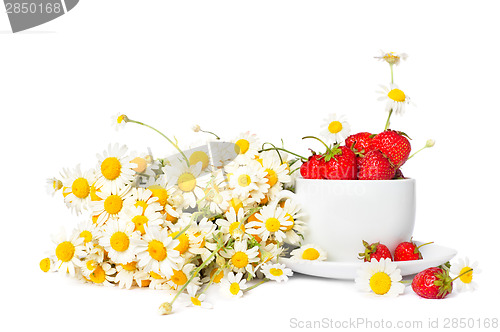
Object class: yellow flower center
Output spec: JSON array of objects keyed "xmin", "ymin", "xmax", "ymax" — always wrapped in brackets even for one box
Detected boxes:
[
  {"xmin": 459, "ymin": 267, "xmax": 473, "ymax": 284},
  {"xmin": 237, "ymin": 174, "xmax": 251, "ymax": 187},
  {"xmin": 190, "ymin": 297, "xmax": 202, "ymax": 306},
  {"xmin": 387, "ymin": 88, "xmax": 406, "ymax": 102},
  {"xmin": 90, "ymin": 265, "xmax": 106, "ymax": 283},
  {"xmin": 328, "ymin": 121, "xmax": 343, "ymax": 134},
  {"xmin": 55, "ymin": 241, "xmax": 75, "ymax": 262},
  {"xmin": 228, "ymin": 198, "xmax": 243, "ymax": 213},
  {"xmin": 170, "ymin": 232, "xmax": 190, "ymax": 254},
  {"xmin": 265, "ymin": 217, "xmax": 281, "ymax": 232},
  {"xmin": 232, "ymin": 252, "xmax": 249, "ymax": 268},
  {"xmin": 265, "ymin": 169, "xmax": 278, "ymax": 187},
  {"xmin": 79, "ymin": 230, "xmax": 93, "ymax": 244},
  {"xmin": 302, "ymin": 248, "xmax": 320, "ymax": 260},
  {"xmin": 234, "ymin": 139, "xmax": 250, "ymax": 154},
  {"xmin": 177, "ymin": 172, "xmax": 197, "ymax": 192},
  {"xmin": 134, "ymin": 200, "xmax": 149, "ymax": 212},
  {"xmin": 131, "ymin": 157, "xmax": 147, "ymax": 173},
  {"xmin": 39, "ymin": 258, "xmax": 51, "ymax": 272},
  {"xmin": 189, "ymin": 151, "xmax": 210, "ymax": 170},
  {"xmin": 120, "ymin": 261, "xmax": 137, "ymax": 271},
  {"xmin": 117, "ymin": 114, "xmax": 125, "ymax": 123},
  {"xmin": 148, "ymin": 240, "xmax": 167, "ymax": 261},
  {"xmin": 229, "ymin": 282, "xmax": 241, "ymax": 295},
  {"xmin": 150, "ymin": 271, "xmax": 164, "ymax": 279},
  {"xmin": 171, "ymin": 270, "xmax": 188, "ymax": 286},
  {"xmin": 270, "ymin": 268, "xmax": 283, "ymax": 276},
  {"xmin": 52, "ymin": 179, "xmax": 63, "ymax": 190},
  {"xmin": 71, "ymin": 177, "xmax": 90, "ymax": 199},
  {"xmin": 283, "ymin": 213, "xmax": 294, "ymax": 231},
  {"xmin": 90, "ymin": 184, "xmax": 101, "ymax": 201},
  {"xmin": 109, "ymin": 231, "xmax": 130, "ymax": 252},
  {"xmin": 104, "ymin": 195, "xmax": 123, "ymax": 215},
  {"xmin": 148, "ymin": 185, "xmax": 169, "ymax": 207},
  {"xmin": 100, "ymin": 157, "xmax": 122, "ymax": 180},
  {"xmin": 210, "ymin": 269, "xmax": 224, "ymax": 283},
  {"xmin": 229, "ymin": 222, "xmax": 245, "ymax": 236},
  {"xmin": 86, "ymin": 259, "xmax": 97, "ymax": 271},
  {"xmin": 369, "ymin": 272, "xmax": 392, "ymax": 295},
  {"xmin": 132, "ymin": 215, "xmax": 149, "ymax": 235}
]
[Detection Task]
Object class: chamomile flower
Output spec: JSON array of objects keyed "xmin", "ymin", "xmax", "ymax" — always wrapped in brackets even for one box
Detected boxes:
[
  {"xmin": 280, "ymin": 199, "xmax": 307, "ymax": 245},
  {"xmin": 39, "ymin": 257, "xmax": 55, "ymax": 273},
  {"xmin": 99, "ymin": 219, "xmax": 141, "ymax": 264},
  {"xmin": 260, "ymin": 262, "xmax": 293, "ymax": 282},
  {"xmin": 111, "ymin": 113, "xmax": 128, "ymax": 131},
  {"xmin": 136, "ymin": 225, "xmax": 184, "ymax": 277},
  {"xmin": 198, "ymin": 170, "xmax": 231, "ymax": 215},
  {"xmin": 450, "ymin": 257, "xmax": 481, "ymax": 292},
  {"xmin": 228, "ymin": 160, "xmax": 269, "ymax": 202},
  {"xmin": 74, "ymin": 219, "xmax": 100, "ymax": 251},
  {"xmin": 46, "ymin": 177, "xmax": 63, "ymax": 196},
  {"xmin": 115, "ymin": 261, "xmax": 139, "ymax": 289},
  {"xmin": 290, "ymin": 244, "xmax": 327, "ymax": 262},
  {"xmin": 51, "ymin": 228, "xmax": 86, "ymax": 276},
  {"xmin": 88, "ymin": 262, "xmax": 116, "ymax": 286},
  {"xmin": 146, "ymin": 178, "xmax": 180, "ymax": 218},
  {"xmin": 221, "ymin": 272, "xmax": 247, "ymax": 298},
  {"xmin": 220, "ymin": 240, "xmax": 259, "ymax": 275},
  {"xmin": 95, "ymin": 143, "xmax": 137, "ymax": 193},
  {"xmin": 258, "ymin": 150, "xmax": 292, "ymax": 189},
  {"xmin": 246, "ymin": 204, "xmax": 291, "ymax": 243},
  {"xmin": 232, "ymin": 132, "xmax": 260, "ymax": 162},
  {"xmin": 167, "ymin": 263, "xmax": 198, "ymax": 290},
  {"xmin": 374, "ymin": 50, "xmax": 408, "ymax": 66},
  {"xmin": 216, "ymin": 207, "xmax": 246, "ymax": 241},
  {"xmin": 320, "ymin": 113, "xmax": 351, "ymax": 144},
  {"xmin": 187, "ymin": 284, "xmax": 212, "ymax": 309},
  {"xmin": 120, "ymin": 205, "xmax": 163, "ymax": 236},
  {"xmin": 355, "ymin": 258, "xmax": 405, "ymax": 297},
  {"xmin": 91, "ymin": 185, "xmax": 132, "ymax": 226},
  {"xmin": 377, "ymin": 83, "xmax": 412, "ymax": 116},
  {"xmin": 164, "ymin": 160, "xmax": 209, "ymax": 209}
]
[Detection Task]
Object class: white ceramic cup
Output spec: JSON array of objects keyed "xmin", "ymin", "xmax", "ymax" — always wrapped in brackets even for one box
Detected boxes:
[{"xmin": 294, "ymin": 178, "xmax": 416, "ymax": 262}]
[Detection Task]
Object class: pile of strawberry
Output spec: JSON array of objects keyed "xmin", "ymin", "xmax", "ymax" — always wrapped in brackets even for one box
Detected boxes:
[
  {"xmin": 359, "ymin": 239, "xmax": 462, "ymax": 299},
  {"xmin": 300, "ymin": 129, "xmax": 411, "ymax": 180}
]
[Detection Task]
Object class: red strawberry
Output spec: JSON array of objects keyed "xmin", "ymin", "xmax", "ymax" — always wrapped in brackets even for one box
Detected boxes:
[
  {"xmin": 357, "ymin": 150, "xmax": 395, "ymax": 180},
  {"xmin": 322, "ymin": 146, "xmax": 357, "ymax": 180},
  {"xmin": 371, "ymin": 130, "xmax": 411, "ymax": 168},
  {"xmin": 345, "ymin": 132, "xmax": 374, "ymax": 155},
  {"xmin": 358, "ymin": 240, "xmax": 392, "ymax": 262},
  {"xmin": 411, "ymin": 267, "xmax": 453, "ymax": 299},
  {"xmin": 300, "ymin": 154, "xmax": 324, "ymax": 179},
  {"xmin": 394, "ymin": 239, "xmax": 434, "ymax": 261}
]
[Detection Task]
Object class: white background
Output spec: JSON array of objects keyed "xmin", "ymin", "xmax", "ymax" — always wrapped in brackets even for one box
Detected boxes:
[{"xmin": 1, "ymin": 1, "xmax": 499, "ymax": 331}]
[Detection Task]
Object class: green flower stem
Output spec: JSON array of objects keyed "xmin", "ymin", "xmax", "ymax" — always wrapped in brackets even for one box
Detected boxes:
[
  {"xmin": 127, "ymin": 118, "xmax": 190, "ymax": 166},
  {"xmin": 390, "ymin": 63, "xmax": 394, "ymax": 84},
  {"xmin": 243, "ymin": 278, "xmax": 269, "ymax": 292},
  {"xmin": 452, "ymin": 268, "xmax": 473, "ymax": 282},
  {"xmin": 200, "ymin": 129, "xmax": 220, "ymax": 140},
  {"xmin": 301, "ymin": 136, "xmax": 332, "ymax": 154},
  {"xmin": 199, "ymin": 267, "xmax": 221, "ymax": 296},
  {"xmin": 259, "ymin": 147, "xmax": 306, "ymax": 161},
  {"xmin": 261, "ymin": 142, "xmax": 284, "ymax": 164},
  {"xmin": 168, "ymin": 243, "xmax": 224, "ymax": 307},
  {"xmin": 384, "ymin": 109, "xmax": 393, "ymax": 131}
]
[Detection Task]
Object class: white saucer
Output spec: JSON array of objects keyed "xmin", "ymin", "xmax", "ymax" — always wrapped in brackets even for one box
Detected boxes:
[{"xmin": 281, "ymin": 242, "xmax": 457, "ymax": 280}]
